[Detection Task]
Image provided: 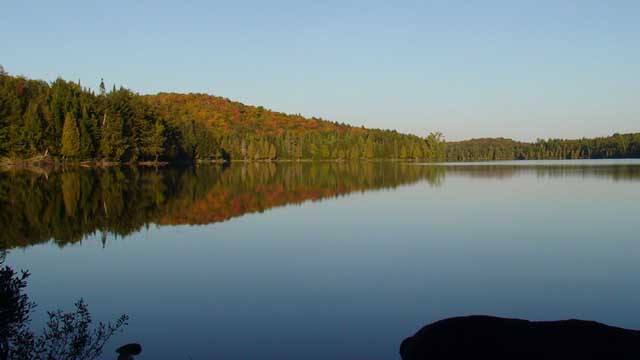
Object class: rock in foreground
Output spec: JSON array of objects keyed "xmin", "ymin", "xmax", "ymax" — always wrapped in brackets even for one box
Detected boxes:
[
  {"xmin": 116, "ymin": 343, "xmax": 142, "ymax": 359},
  {"xmin": 400, "ymin": 315, "xmax": 640, "ymax": 360}
]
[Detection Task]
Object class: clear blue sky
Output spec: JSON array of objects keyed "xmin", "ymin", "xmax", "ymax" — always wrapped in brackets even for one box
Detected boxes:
[{"xmin": 2, "ymin": 0, "xmax": 638, "ymax": 141}]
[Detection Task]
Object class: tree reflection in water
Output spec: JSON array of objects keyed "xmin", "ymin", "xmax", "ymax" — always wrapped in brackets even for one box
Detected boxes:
[{"xmin": 0, "ymin": 162, "xmax": 445, "ymax": 250}]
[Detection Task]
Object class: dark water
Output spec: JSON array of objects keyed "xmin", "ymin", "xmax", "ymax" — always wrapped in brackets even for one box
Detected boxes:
[{"xmin": 2, "ymin": 160, "xmax": 640, "ymax": 359}]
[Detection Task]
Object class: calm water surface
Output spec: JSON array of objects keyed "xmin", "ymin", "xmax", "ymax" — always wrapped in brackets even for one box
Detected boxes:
[{"xmin": 2, "ymin": 160, "xmax": 640, "ymax": 359}]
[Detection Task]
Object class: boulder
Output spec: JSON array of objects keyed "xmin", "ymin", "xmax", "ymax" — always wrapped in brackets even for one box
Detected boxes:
[
  {"xmin": 116, "ymin": 343, "xmax": 142, "ymax": 359},
  {"xmin": 400, "ymin": 315, "xmax": 640, "ymax": 360}
]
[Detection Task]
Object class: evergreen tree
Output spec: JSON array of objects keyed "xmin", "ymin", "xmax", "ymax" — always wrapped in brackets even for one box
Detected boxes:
[
  {"xmin": 78, "ymin": 117, "xmax": 94, "ymax": 159},
  {"xmin": 61, "ymin": 112, "xmax": 81, "ymax": 158},
  {"xmin": 99, "ymin": 112, "xmax": 127, "ymax": 161},
  {"xmin": 23, "ymin": 101, "xmax": 43, "ymax": 155},
  {"xmin": 78, "ymin": 106, "xmax": 95, "ymax": 158}
]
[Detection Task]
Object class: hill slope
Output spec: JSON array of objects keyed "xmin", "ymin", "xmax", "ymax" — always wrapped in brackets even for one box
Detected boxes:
[
  {"xmin": 0, "ymin": 71, "xmax": 445, "ymax": 162},
  {"xmin": 2, "ymin": 71, "xmax": 637, "ymax": 163},
  {"xmin": 144, "ymin": 92, "xmax": 446, "ymax": 161}
]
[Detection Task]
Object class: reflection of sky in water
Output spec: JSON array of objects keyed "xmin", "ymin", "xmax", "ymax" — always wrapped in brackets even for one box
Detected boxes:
[
  {"xmin": 435, "ymin": 159, "xmax": 640, "ymax": 166},
  {"xmin": 5, "ymin": 160, "xmax": 640, "ymax": 360}
]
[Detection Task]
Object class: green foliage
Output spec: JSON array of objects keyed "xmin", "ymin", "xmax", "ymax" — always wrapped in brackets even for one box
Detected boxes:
[
  {"xmin": 446, "ymin": 134, "xmax": 640, "ymax": 162},
  {"xmin": 0, "ymin": 73, "xmax": 448, "ymax": 162},
  {"xmin": 0, "ymin": 254, "xmax": 34, "ymax": 360},
  {"xmin": 426, "ymin": 132, "xmax": 445, "ymax": 161},
  {"xmin": 148, "ymin": 120, "xmax": 166, "ymax": 162},
  {"xmin": 22, "ymin": 101, "xmax": 44, "ymax": 155},
  {"xmin": 0, "ymin": 256, "xmax": 128, "ymax": 360},
  {"xmin": 99, "ymin": 111, "xmax": 126, "ymax": 161},
  {"xmin": 61, "ymin": 112, "xmax": 81, "ymax": 158},
  {"xmin": 4, "ymin": 72, "xmax": 638, "ymax": 164},
  {"xmin": 143, "ymin": 93, "xmax": 448, "ymax": 161},
  {"xmin": 78, "ymin": 117, "xmax": 94, "ymax": 159}
]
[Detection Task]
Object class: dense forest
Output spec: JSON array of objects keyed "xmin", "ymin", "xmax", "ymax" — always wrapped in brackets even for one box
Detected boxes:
[
  {"xmin": 446, "ymin": 135, "xmax": 640, "ymax": 162},
  {"xmin": 0, "ymin": 69, "xmax": 445, "ymax": 162},
  {"xmin": 2, "ymin": 68, "xmax": 638, "ymax": 164},
  {"xmin": 0, "ymin": 162, "xmax": 445, "ymax": 249}
]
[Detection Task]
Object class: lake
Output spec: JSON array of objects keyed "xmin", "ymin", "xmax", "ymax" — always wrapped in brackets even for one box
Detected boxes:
[{"xmin": 2, "ymin": 159, "xmax": 640, "ymax": 359}]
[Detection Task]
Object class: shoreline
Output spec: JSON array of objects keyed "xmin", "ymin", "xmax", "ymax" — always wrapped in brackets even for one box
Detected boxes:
[
  {"xmin": 0, "ymin": 156, "xmax": 425, "ymax": 172},
  {"xmin": 3, "ymin": 156, "xmax": 640, "ymax": 172},
  {"xmin": 0, "ymin": 156, "xmax": 173, "ymax": 171}
]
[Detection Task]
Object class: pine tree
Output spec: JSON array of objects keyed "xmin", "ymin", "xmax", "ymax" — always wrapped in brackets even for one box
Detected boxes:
[
  {"xmin": 99, "ymin": 113, "xmax": 127, "ymax": 161},
  {"xmin": 23, "ymin": 101, "xmax": 43, "ymax": 155},
  {"xmin": 61, "ymin": 112, "xmax": 81, "ymax": 158},
  {"xmin": 78, "ymin": 106, "xmax": 95, "ymax": 158},
  {"xmin": 78, "ymin": 118, "xmax": 94, "ymax": 159}
]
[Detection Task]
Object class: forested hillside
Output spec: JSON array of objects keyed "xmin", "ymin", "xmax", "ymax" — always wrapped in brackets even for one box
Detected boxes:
[
  {"xmin": 3, "ymin": 69, "xmax": 638, "ymax": 164},
  {"xmin": 145, "ymin": 93, "xmax": 445, "ymax": 161},
  {"xmin": 0, "ymin": 69, "xmax": 445, "ymax": 162},
  {"xmin": 446, "ymin": 134, "xmax": 640, "ymax": 162}
]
